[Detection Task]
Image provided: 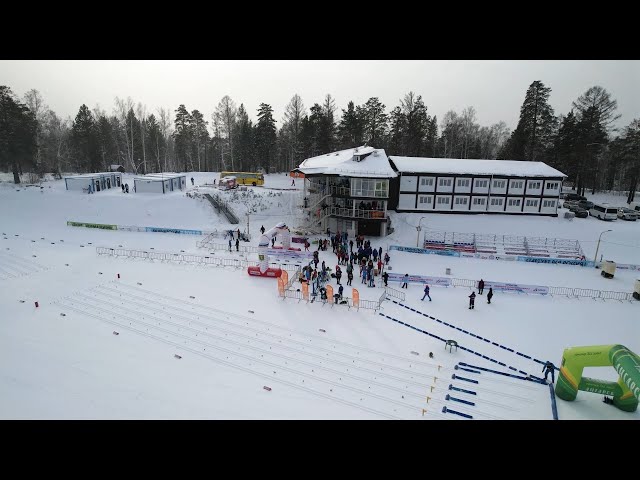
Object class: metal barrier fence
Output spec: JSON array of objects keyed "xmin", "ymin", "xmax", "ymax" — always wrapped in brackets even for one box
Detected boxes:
[
  {"xmin": 203, "ymin": 193, "xmax": 239, "ymax": 224},
  {"xmin": 280, "ymin": 285, "xmax": 380, "ymax": 311},
  {"xmin": 383, "ymin": 286, "xmax": 406, "ymax": 302},
  {"xmin": 445, "ymin": 276, "xmax": 634, "ymax": 302},
  {"xmin": 95, "ymin": 246, "xmax": 300, "ymax": 272}
]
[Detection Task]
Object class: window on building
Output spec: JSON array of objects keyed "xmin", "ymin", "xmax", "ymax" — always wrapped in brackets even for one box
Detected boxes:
[
  {"xmin": 475, "ymin": 179, "xmax": 488, "ymax": 188},
  {"xmin": 508, "ymin": 198, "xmax": 521, "ymax": 207},
  {"xmin": 439, "ymin": 178, "xmax": 452, "ymax": 187},
  {"xmin": 525, "ymin": 199, "xmax": 539, "ymax": 207},
  {"xmin": 529, "ymin": 181, "xmax": 541, "ymax": 190},
  {"xmin": 543, "ymin": 199, "xmax": 556, "ymax": 208},
  {"xmin": 473, "ymin": 197, "xmax": 486, "ymax": 205},
  {"xmin": 437, "ymin": 196, "xmax": 450, "ymax": 204},
  {"xmin": 351, "ymin": 178, "xmax": 389, "ymax": 198},
  {"xmin": 510, "ymin": 180, "xmax": 523, "ymax": 189},
  {"xmin": 420, "ymin": 177, "xmax": 434, "ymax": 186},
  {"xmin": 457, "ymin": 179, "xmax": 470, "ymax": 187},
  {"xmin": 419, "ymin": 196, "xmax": 432, "ymax": 204},
  {"xmin": 493, "ymin": 180, "xmax": 505, "ymax": 189},
  {"xmin": 546, "ymin": 182, "xmax": 558, "ymax": 190},
  {"xmin": 455, "ymin": 197, "xmax": 468, "ymax": 205},
  {"xmin": 490, "ymin": 198, "xmax": 503, "ymax": 206}
]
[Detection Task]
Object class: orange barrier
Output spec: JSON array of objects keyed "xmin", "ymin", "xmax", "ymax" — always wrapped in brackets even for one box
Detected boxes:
[
  {"xmin": 277, "ymin": 277, "xmax": 285, "ymax": 297},
  {"xmin": 302, "ymin": 282, "xmax": 309, "ymax": 301},
  {"xmin": 352, "ymin": 288, "xmax": 359, "ymax": 309},
  {"xmin": 326, "ymin": 285, "xmax": 333, "ymax": 302}
]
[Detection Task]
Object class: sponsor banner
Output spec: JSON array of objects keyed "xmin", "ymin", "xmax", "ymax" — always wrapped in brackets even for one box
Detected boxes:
[
  {"xmin": 144, "ymin": 226, "xmax": 202, "ymax": 235},
  {"xmin": 614, "ymin": 263, "xmax": 640, "ymax": 271},
  {"xmin": 516, "ymin": 255, "xmax": 587, "ymax": 266},
  {"xmin": 291, "ymin": 236, "xmax": 308, "ymax": 244},
  {"xmin": 389, "ymin": 245, "xmax": 460, "ymax": 257},
  {"xmin": 388, "ymin": 273, "xmax": 452, "ymax": 287},
  {"xmin": 67, "ymin": 221, "xmax": 117, "ymax": 230},
  {"xmin": 484, "ymin": 281, "xmax": 549, "ymax": 295},
  {"xmin": 266, "ymin": 249, "xmax": 312, "ymax": 259}
]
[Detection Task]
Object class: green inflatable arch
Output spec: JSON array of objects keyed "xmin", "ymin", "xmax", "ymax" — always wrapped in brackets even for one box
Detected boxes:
[{"xmin": 556, "ymin": 344, "xmax": 640, "ymax": 412}]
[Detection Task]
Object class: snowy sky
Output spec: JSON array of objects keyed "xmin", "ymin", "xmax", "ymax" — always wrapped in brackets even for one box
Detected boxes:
[{"xmin": 1, "ymin": 60, "xmax": 638, "ymax": 132}]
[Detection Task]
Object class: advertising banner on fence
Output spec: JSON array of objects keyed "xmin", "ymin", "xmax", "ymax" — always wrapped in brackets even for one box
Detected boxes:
[
  {"xmin": 67, "ymin": 221, "xmax": 117, "ymax": 230},
  {"xmin": 145, "ymin": 226, "xmax": 202, "ymax": 235},
  {"xmin": 266, "ymin": 249, "xmax": 312, "ymax": 259},
  {"xmin": 516, "ymin": 255, "xmax": 587, "ymax": 266},
  {"xmin": 484, "ymin": 281, "xmax": 549, "ymax": 295},
  {"xmin": 389, "ymin": 245, "xmax": 461, "ymax": 257},
  {"xmin": 388, "ymin": 273, "xmax": 452, "ymax": 287}
]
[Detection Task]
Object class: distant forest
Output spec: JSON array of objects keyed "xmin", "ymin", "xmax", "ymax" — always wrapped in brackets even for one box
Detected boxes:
[{"xmin": 1, "ymin": 81, "xmax": 638, "ymax": 201}]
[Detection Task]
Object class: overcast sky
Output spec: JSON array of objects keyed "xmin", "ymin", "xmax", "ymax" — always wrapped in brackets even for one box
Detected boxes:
[{"xmin": 1, "ymin": 60, "xmax": 638, "ymax": 132}]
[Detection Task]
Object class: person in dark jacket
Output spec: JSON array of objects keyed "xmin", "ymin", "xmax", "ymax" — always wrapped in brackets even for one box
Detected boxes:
[
  {"xmin": 468, "ymin": 291, "xmax": 476, "ymax": 309},
  {"xmin": 542, "ymin": 361, "xmax": 555, "ymax": 383},
  {"xmin": 191, "ymin": 177, "xmax": 194, "ymax": 186},
  {"xmin": 382, "ymin": 271, "xmax": 389, "ymax": 287},
  {"xmin": 228, "ymin": 238, "xmax": 232, "ymax": 251},
  {"xmin": 401, "ymin": 273, "xmax": 409, "ymax": 289},
  {"xmin": 478, "ymin": 279, "xmax": 485, "ymax": 295},
  {"xmin": 347, "ymin": 270, "xmax": 353, "ymax": 286},
  {"xmin": 235, "ymin": 238, "xmax": 240, "ymax": 251},
  {"xmin": 384, "ymin": 252, "xmax": 390, "ymax": 265},
  {"xmin": 378, "ymin": 247, "xmax": 383, "ymax": 259},
  {"xmin": 260, "ymin": 225, "xmax": 265, "ymax": 234},
  {"xmin": 487, "ymin": 288, "xmax": 494, "ymax": 304},
  {"xmin": 422, "ymin": 284, "xmax": 432, "ymax": 301}
]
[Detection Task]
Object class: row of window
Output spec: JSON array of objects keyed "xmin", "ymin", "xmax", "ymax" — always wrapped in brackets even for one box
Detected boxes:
[
  {"xmin": 351, "ymin": 178, "xmax": 389, "ymax": 198},
  {"xmin": 417, "ymin": 195, "xmax": 556, "ymax": 209},
  {"xmin": 417, "ymin": 177, "xmax": 560, "ymax": 191}
]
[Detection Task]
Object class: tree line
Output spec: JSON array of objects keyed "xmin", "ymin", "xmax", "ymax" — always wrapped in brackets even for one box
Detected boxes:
[{"xmin": 0, "ymin": 81, "xmax": 638, "ymax": 202}]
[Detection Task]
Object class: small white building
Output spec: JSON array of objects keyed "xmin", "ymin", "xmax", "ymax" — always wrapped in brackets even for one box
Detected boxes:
[
  {"xmin": 133, "ymin": 173, "xmax": 186, "ymax": 194},
  {"xmin": 64, "ymin": 172, "xmax": 123, "ymax": 192},
  {"xmin": 389, "ymin": 157, "xmax": 566, "ymax": 217}
]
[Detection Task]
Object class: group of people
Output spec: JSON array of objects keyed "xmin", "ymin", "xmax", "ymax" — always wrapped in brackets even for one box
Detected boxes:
[
  {"xmin": 468, "ymin": 279, "xmax": 493, "ymax": 309},
  {"xmin": 121, "ymin": 183, "xmax": 131, "ymax": 193}
]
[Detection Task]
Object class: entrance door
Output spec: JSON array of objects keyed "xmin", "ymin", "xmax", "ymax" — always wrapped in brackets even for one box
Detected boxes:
[
  {"xmin": 95, "ymin": 180, "xmax": 100, "ymax": 192},
  {"xmin": 117, "ymin": 176, "xmax": 121, "ymax": 187},
  {"xmin": 357, "ymin": 221, "xmax": 381, "ymax": 236},
  {"xmin": 107, "ymin": 178, "xmax": 111, "ymax": 189}
]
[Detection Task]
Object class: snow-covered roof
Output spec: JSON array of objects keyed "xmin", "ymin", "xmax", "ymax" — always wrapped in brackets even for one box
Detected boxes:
[
  {"xmin": 297, "ymin": 146, "xmax": 397, "ymax": 178},
  {"xmin": 64, "ymin": 172, "xmax": 120, "ymax": 179},
  {"xmin": 134, "ymin": 173, "xmax": 185, "ymax": 181},
  {"xmin": 389, "ymin": 157, "xmax": 566, "ymax": 178}
]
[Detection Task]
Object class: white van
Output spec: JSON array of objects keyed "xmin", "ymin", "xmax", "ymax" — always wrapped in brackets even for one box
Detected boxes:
[{"xmin": 590, "ymin": 203, "xmax": 618, "ymax": 221}]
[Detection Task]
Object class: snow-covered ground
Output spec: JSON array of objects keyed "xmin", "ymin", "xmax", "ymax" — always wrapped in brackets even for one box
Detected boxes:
[{"xmin": 0, "ymin": 173, "xmax": 638, "ymax": 420}]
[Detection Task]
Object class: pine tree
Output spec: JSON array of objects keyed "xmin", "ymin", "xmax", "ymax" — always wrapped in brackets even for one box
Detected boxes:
[
  {"xmin": 71, "ymin": 104, "xmax": 99, "ymax": 172},
  {"xmin": 503, "ymin": 81, "xmax": 557, "ymax": 161},
  {"xmin": 254, "ymin": 103, "xmax": 277, "ymax": 172},
  {"xmin": 387, "ymin": 106, "xmax": 406, "ymax": 155},
  {"xmin": 0, "ymin": 86, "xmax": 38, "ymax": 183},
  {"xmin": 173, "ymin": 104, "xmax": 192, "ymax": 172},
  {"xmin": 401, "ymin": 92, "xmax": 430, "ymax": 156},
  {"xmin": 190, "ymin": 109, "xmax": 209, "ymax": 172},
  {"xmin": 234, "ymin": 104, "xmax": 254, "ymax": 171},
  {"xmin": 362, "ymin": 97, "xmax": 388, "ymax": 147},
  {"xmin": 337, "ymin": 101, "xmax": 364, "ymax": 148}
]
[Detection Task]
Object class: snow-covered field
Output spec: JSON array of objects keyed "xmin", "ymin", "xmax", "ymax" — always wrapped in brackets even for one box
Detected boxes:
[{"xmin": 0, "ymin": 173, "xmax": 638, "ymax": 420}]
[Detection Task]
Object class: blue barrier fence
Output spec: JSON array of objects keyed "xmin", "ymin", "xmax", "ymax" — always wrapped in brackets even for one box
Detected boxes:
[
  {"xmin": 390, "ymin": 300, "xmax": 549, "ymax": 367},
  {"xmin": 549, "ymin": 383, "xmax": 559, "ymax": 420}
]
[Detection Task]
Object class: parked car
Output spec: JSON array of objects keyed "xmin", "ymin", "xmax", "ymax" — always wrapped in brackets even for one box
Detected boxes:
[
  {"xmin": 618, "ymin": 207, "xmax": 638, "ymax": 221},
  {"xmin": 573, "ymin": 207, "xmax": 589, "ymax": 218},
  {"xmin": 578, "ymin": 200, "xmax": 594, "ymax": 211},
  {"xmin": 562, "ymin": 200, "xmax": 578, "ymax": 209},
  {"xmin": 564, "ymin": 193, "xmax": 587, "ymax": 202},
  {"xmin": 568, "ymin": 203, "xmax": 583, "ymax": 213}
]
